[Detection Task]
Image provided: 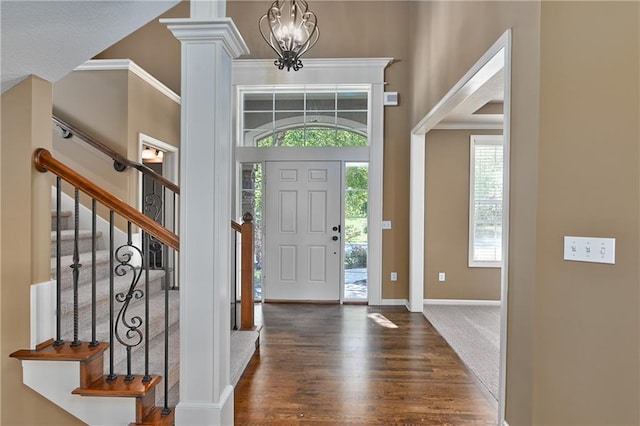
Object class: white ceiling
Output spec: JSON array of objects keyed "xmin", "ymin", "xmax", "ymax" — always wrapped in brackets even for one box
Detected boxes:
[{"xmin": 1, "ymin": 0, "xmax": 180, "ymax": 93}]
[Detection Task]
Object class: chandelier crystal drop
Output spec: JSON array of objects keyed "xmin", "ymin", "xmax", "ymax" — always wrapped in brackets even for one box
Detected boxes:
[{"xmin": 259, "ymin": 0, "xmax": 319, "ymax": 71}]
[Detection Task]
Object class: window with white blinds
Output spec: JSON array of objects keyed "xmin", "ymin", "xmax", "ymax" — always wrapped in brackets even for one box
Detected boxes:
[{"xmin": 469, "ymin": 135, "xmax": 504, "ymax": 267}]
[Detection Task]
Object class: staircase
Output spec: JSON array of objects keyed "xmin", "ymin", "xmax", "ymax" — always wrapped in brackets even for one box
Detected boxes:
[{"xmin": 11, "ymin": 151, "xmax": 180, "ymax": 425}]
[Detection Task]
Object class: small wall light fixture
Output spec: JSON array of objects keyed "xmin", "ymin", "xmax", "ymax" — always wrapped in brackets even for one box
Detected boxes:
[{"xmin": 259, "ymin": 0, "xmax": 319, "ymax": 72}]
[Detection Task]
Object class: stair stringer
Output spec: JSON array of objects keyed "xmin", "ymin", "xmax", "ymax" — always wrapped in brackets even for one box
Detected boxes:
[{"xmin": 21, "ymin": 360, "xmax": 136, "ymax": 425}]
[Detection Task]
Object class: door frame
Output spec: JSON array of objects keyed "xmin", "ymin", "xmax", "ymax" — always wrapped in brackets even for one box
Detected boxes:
[
  {"xmin": 233, "ymin": 58, "xmax": 391, "ymax": 305},
  {"xmin": 409, "ymin": 30, "xmax": 512, "ymax": 424}
]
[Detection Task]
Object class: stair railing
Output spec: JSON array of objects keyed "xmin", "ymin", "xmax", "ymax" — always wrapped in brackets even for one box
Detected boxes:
[
  {"xmin": 35, "ymin": 147, "xmax": 178, "ymax": 416},
  {"xmin": 53, "ymin": 115, "xmax": 179, "ymax": 288},
  {"xmin": 231, "ymin": 213, "xmax": 255, "ymax": 330}
]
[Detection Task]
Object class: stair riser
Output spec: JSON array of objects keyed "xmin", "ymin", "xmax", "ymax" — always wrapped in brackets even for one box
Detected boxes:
[
  {"xmin": 51, "ymin": 213, "xmax": 72, "ymax": 231},
  {"xmin": 51, "ymin": 234, "xmax": 96, "ymax": 258}
]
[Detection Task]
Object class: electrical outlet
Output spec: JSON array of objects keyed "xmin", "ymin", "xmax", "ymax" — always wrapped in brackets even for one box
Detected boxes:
[
  {"xmin": 382, "ymin": 221, "xmax": 392, "ymax": 230},
  {"xmin": 390, "ymin": 272, "xmax": 398, "ymax": 281},
  {"xmin": 438, "ymin": 272, "xmax": 446, "ymax": 282}
]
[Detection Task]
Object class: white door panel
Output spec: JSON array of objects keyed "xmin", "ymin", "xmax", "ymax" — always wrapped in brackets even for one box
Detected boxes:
[{"xmin": 265, "ymin": 161, "xmax": 341, "ymax": 301}]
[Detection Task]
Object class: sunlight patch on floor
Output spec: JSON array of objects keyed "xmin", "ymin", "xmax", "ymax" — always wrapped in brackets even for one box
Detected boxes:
[{"xmin": 367, "ymin": 313, "xmax": 398, "ymax": 328}]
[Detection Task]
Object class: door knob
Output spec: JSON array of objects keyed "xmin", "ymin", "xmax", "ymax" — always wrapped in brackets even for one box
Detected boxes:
[{"xmin": 332, "ymin": 236, "xmax": 339, "ymax": 241}]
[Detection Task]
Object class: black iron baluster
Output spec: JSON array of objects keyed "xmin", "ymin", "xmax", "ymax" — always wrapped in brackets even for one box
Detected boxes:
[
  {"xmin": 54, "ymin": 177, "xmax": 63, "ymax": 346},
  {"xmin": 114, "ymin": 221, "xmax": 144, "ymax": 382},
  {"xmin": 143, "ymin": 231, "xmax": 151, "ymax": 383},
  {"xmin": 108, "ymin": 211, "xmax": 116, "ymax": 381},
  {"xmin": 90, "ymin": 199, "xmax": 98, "ymax": 347},
  {"xmin": 162, "ymin": 245, "xmax": 171, "ymax": 416},
  {"xmin": 70, "ymin": 188, "xmax": 82, "ymax": 347}
]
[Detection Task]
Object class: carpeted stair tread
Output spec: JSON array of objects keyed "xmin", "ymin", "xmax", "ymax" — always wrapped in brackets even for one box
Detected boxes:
[
  {"xmin": 58, "ymin": 269, "xmax": 166, "ymax": 328},
  {"xmin": 230, "ymin": 330, "xmax": 260, "ymax": 386},
  {"xmin": 51, "ymin": 210, "xmax": 72, "ymax": 231},
  {"xmin": 61, "ymin": 289, "xmax": 180, "ymax": 369},
  {"xmin": 51, "ymin": 229, "xmax": 102, "ymax": 241},
  {"xmin": 51, "ymin": 249, "xmax": 112, "ymax": 288},
  {"xmin": 51, "ymin": 229, "xmax": 104, "ymax": 257},
  {"xmin": 114, "ymin": 322, "xmax": 180, "ymax": 407}
]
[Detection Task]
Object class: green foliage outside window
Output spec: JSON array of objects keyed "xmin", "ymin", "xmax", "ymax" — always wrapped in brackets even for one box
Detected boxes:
[{"xmin": 258, "ymin": 128, "xmax": 367, "ymax": 147}]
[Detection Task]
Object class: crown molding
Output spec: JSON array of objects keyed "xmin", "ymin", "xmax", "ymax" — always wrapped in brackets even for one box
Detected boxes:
[
  {"xmin": 233, "ymin": 58, "xmax": 393, "ymax": 86},
  {"xmin": 74, "ymin": 59, "xmax": 181, "ymax": 105}
]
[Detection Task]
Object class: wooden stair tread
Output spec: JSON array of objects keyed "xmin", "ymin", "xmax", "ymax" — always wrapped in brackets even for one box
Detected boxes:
[
  {"xmin": 130, "ymin": 406, "xmax": 175, "ymax": 426},
  {"xmin": 73, "ymin": 375, "xmax": 161, "ymax": 397},
  {"xmin": 10, "ymin": 339, "xmax": 108, "ymax": 361}
]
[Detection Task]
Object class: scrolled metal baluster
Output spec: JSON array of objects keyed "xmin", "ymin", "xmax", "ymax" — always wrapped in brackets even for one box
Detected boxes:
[
  {"xmin": 113, "ymin": 222, "xmax": 145, "ymax": 382},
  {"xmin": 144, "ymin": 191, "xmax": 163, "ymax": 269}
]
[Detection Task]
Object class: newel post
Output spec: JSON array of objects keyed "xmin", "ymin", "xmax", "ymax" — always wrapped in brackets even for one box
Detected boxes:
[{"xmin": 240, "ymin": 212, "xmax": 254, "ymax": 330}]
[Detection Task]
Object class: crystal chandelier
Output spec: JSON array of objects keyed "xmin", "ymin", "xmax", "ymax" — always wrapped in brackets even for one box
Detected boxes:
[{"xmin": 259, "ymin": 0, "xmax": 319, "ymax": 71}]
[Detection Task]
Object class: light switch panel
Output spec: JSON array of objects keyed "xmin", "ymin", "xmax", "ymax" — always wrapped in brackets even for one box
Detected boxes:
[
  {"xmin": 563, "ymin": 236, "xmax": 615, "ymax": 264},
  {"xmin": 381, "ymin": 221, "xmax": 392, "ymax": 230}
]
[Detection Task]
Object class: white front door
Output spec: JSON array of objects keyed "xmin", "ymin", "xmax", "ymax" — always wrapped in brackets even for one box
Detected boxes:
[{"xmin": 264, "ymin": 161, "xmax": 342, "ymax": 301}]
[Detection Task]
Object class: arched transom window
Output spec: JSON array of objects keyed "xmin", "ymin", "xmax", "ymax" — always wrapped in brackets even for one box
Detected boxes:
[{"xmin": 242, "ymin": 90, "xmax": 369, "ymax": 147}]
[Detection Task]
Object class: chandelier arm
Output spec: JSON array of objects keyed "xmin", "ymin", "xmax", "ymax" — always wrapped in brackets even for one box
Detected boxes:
[{"xmin": 259, "ymin": 0, "xmax": 319, "ymax": 72}]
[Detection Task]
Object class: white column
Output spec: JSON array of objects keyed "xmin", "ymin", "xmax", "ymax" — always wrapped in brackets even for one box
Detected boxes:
[
  {"xmin": 408, "ymin": 133, "xmax": 425, "ymax": 312},
  {"xmin": 162, "ymin": 15, "xmax": 248, "ymax": 426}
]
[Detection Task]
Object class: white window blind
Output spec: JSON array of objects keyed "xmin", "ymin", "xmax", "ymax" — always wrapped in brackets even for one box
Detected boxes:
[{"xmin": 469, "ymin": 135, "xmax": 503, "ymax": 267}]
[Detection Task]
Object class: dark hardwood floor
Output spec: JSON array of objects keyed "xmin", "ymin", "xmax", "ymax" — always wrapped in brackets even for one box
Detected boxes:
[{"xmin": 234, "ymin": 304, "xmax": 498, "ymax": 425}]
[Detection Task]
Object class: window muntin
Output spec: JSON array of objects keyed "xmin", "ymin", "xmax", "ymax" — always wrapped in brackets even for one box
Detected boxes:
[
  {"xmin": 242, "ymin": 90, "xmax": 369, "ymax": 147},
  {"xmin": 469, "ymin": 135, "xmax": 503, "ymax": 267}
]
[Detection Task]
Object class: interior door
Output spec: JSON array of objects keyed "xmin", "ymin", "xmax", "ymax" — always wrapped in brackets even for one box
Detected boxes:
[{"xmin": 264, "ymin": 161, "xmax": 342, "ymax": 301}]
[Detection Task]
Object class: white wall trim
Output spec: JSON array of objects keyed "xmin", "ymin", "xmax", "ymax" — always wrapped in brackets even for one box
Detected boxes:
[
  {"xmin": 381, "ymin": 299, "xmax": 408, "ymax": 306},
  {"xmin": 424, "ymin": 299, "xmax": 501, "ymax": 307},
  {"xmin": 410, "ymin": 29, "xmax": 512, "ymax": 426},
  {"xmin": 411, "ymin": 36, "xmax": 506, "ymax": 135},
  {"xmin": 74, "ymin": 59, "xmax": 181, "ymax": 105},
  {"xmin": 233, "ymin": 58, "xmax": 390, "ymax": 306},
  {"xmin": 503, "ymin": 421, "xmax": 510, "ymax": 426},
  {"xmin": 408, "ymin": 133, "xmax": 425, "ymax": 312},
  {"xmin": 233, "ymin": 58, "xmax": 393, "ymax": 85},
  {"xmin": 434, "ymin": 123, "xmax": 504, "ymax": 130}
]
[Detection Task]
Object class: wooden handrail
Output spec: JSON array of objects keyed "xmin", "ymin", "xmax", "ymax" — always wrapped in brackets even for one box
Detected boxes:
[
  {"xmin": 35, "ymin": 148, "xmax": 179, "ymax": 251},
  {"xmin": 231, "ymin": 213, "xmax": 254, "ymax": 330},
  {"xmin": 52, "ymin": 115, "xmax": 180, "ymax": 195}
]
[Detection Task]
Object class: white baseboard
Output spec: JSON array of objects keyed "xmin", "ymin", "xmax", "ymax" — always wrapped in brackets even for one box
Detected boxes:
[
  {"xmin": 424, "ymin": 298, "xmax": 501, "ymax": 306},
  {"xmin": 503, "ymin": 421, "xmax": 510, "ymax": 426},
  {"xmin": 380, "ymin": 299, "xmax": 408, "ymax": 306}
]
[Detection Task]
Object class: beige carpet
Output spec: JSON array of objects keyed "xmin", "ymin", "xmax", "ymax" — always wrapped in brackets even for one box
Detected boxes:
[{"xmin": 423, "ymin": 304, "xmax": 500, "ymax": 400}]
